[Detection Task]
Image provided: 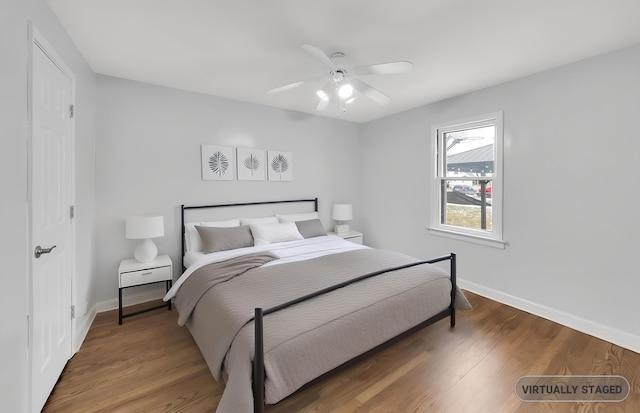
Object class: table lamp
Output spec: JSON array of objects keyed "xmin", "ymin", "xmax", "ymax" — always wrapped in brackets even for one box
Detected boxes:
[
  {"xmin": 126, "ymin": 215, "xmax": 164, "ymax": 262},
  {"xmin": 332, "ymin": 204, "xmax": 352, "ymax": 236}
]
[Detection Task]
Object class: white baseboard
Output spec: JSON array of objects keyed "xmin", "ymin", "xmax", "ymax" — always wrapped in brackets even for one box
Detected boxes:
[
  {"xmin": 459, "ymin": 279, "xmax": 640, "ymax": 354},
  {"xmin": 73, "ymin": 306, "xmax": 96, "ymax": 354}
]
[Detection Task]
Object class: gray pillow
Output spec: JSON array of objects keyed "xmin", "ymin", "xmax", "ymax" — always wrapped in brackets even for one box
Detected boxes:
[
  {"xmin": 295, "ymin": 219, "xmax": 327, "ymax": 238},
  {"xmin": 195, "ymin": 225, "xmax": 254, "ymax": 253}
]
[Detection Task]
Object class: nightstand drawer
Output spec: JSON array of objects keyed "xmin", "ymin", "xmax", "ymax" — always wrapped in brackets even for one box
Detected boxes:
[
  {"xmin": 344, "ymin": 234, "xmax": 363, "ymax": 244},
  {"xmin": 329, "ymin": 230, "xmax": 363, "ymax": 245},
  {"xmin": 120, "ymin": 265, "xmax": 171, "ymax": 288}
]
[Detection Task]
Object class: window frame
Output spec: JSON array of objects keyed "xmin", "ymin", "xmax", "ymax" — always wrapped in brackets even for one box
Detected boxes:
[{"xmin": 429, "ymin": 111, "xmax": 505, "ymax": 248}]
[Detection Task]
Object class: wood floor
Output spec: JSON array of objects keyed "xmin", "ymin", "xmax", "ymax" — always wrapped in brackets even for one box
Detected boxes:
[{"xmin": 43, "ymin": 292, "xmax": 639, "ymax": 413}]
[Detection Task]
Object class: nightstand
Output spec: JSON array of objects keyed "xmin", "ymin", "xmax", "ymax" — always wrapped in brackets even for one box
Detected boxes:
[
  {"xmin": 118, "ymin": 255, "xmax": 173, "ymax": 324},
  {"xmin": 329, "ymin": 230, "xmax": 363, "ymax": 245}
]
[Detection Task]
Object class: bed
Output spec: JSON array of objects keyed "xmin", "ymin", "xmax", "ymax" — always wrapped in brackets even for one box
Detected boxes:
[{"xmin": 164, "ymin": 198, "xmax": 471, "ymax": 413}]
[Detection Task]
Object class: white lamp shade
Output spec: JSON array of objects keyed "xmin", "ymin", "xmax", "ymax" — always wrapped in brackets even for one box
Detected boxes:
[
  {"xmin": 332, "ymin": 204, "xmax": 353, "ymax": 221},
  {"xmin": 126, "ymin": 215, "xmax": 164, "ymax": 239}
]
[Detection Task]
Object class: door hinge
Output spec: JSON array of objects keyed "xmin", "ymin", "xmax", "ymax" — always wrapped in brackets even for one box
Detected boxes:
[
  {"xmin": 70, "ymin": 205, "xmax": 75, "ymax": 219},
  {"xmin": 71, "ymin": 305, "xmax": 76, "ymax": 319},
  {"xmin": 69, "ymin": 104, "xmax": 74, "ymax": 118}
]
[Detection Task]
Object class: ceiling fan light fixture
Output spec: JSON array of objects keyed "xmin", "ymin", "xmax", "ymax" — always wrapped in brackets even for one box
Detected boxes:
[
  {"xmin": 338, "ymin": 83, "xmax": 353, "ymax": 99},
  {"xmin": 316, "ymin": 89, "xmax": 329, "ymax": 101}
]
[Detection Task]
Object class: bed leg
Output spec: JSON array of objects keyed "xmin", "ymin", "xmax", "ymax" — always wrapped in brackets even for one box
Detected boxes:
[{"xmin": 254, "ymin": 308, "xmax": 265, "ymax": 413}]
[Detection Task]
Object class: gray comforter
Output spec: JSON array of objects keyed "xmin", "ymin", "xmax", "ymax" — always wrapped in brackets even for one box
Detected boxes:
[{"xmin": 174, "ymin": 248, "xmax": 471, "ymax": 413}]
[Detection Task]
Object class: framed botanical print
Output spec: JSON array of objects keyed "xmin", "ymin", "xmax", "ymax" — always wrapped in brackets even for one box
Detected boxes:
[
  {"xmin": 237, "ymin": 147, "xmax": 265, "ymax": 181},
  {"xmin": 267, "ymin": 150, "xmax": 293, "ymax": 181},
  {"xmin": 201, "ymin": 145, "xmax": 234, "ymax": 180}
]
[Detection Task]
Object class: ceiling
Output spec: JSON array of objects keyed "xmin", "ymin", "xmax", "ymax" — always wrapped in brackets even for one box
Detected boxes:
[{"xmin": 47, "ymin": 0, "xmax": 640, "ymax": 123}]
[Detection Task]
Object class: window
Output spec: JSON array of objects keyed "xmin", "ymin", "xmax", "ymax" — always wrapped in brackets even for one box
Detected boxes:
[{"xmin": 429, "ymin": 112, "xmax": 504, "ymax": 247}]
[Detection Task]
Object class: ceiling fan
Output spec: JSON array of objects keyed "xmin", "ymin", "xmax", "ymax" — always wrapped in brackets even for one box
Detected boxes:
[{"xmin": 267, "ymin": 44, "xmax": 413, "ymax": 114}]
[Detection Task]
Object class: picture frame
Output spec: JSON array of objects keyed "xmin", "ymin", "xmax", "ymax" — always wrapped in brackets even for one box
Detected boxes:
[
  {"xmin": 201, "ymin": 145, "xmax": 234, "ymax": 181},
  {"xmin": 237, "ymin": 147, "xmax": 265, "ymax": 181},
  {"xmin": 267, "ymin": 150, "xmax": 293, "ymax": 181}
]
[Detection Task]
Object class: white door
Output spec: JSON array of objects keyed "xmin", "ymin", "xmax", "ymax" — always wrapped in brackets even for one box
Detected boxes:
[{"xmin": 30, "ymin": 32, "xmax": 74, "ymax": 413}]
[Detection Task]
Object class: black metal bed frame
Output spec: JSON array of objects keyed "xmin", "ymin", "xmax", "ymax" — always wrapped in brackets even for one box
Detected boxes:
[{"xmin": 179, "ymin": 198, "xmax": 456, "ymax": 413}]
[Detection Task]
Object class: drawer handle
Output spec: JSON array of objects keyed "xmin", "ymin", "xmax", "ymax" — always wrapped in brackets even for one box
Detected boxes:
[{"xmin": 141, "ymin": 271, "xmax": 152, "ymax": 275}]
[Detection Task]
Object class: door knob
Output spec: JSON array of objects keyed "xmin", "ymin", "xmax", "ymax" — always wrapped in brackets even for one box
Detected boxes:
[{"xmin": 34, "ymin": 245, "xmax": 56, "ymax": 258}]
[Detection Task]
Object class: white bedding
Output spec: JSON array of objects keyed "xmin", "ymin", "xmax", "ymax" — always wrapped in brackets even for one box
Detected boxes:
[{"xmin": 165, "ymin": 235, "xmax": 367, "ymax": 301}]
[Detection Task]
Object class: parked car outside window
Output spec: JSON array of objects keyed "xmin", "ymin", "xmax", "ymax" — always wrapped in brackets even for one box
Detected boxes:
[
  {"xmin": 477, "ymin": 186, "xmax": 492, "ymax": 197},
  {"xmin": 453, "ymin": 185, "xmax": 476, "ymax": 195}
]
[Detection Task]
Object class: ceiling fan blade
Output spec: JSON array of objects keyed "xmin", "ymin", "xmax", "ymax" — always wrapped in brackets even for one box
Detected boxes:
[
  {"xmin": 351, "ymin": 61, "xmax": 413, "ymax": 76},
  {"xmin": 351, "ymin": 79, "xmax": 391, "ymax": 105},
  {"xmin": 267, "ymin": 76, "xmax": 324, "ymax": 94},
  {"xmin": 267, "ymin": 80, "xmax": 306, "ymax": 94},
  {"xmin": 301, "ymin": 44, "xmax": 336, "ymax": 72}
]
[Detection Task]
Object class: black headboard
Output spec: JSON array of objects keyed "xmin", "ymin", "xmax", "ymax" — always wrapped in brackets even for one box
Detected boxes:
[{"xmin": 180, "ymin": 198, "xmax": 318, "ymax": 268}]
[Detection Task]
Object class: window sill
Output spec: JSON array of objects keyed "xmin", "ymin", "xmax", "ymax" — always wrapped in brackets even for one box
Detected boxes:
[{"xmin": 427, "ymin": 227, "xmax": 507, "ymax": 249}]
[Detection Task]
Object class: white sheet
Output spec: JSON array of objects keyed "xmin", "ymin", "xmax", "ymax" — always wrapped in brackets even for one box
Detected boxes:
[{"xmin": 165, "ymin": 235, "xmax": 367, "ymax": 301}]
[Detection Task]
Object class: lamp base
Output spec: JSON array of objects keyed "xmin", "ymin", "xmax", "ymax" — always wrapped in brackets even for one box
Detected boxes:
[
  {"xmin": 334, "ymin": 224, "xmax": 350, "ymax": 236},
  {"xmin": 134, "ymin": 239, "xmax": 158, "ymax": 262}
]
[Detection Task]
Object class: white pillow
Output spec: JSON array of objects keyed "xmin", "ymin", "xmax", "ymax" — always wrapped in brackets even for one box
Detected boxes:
[
  {"xmin": 185, "ymin": 219, "xmax": 240, "ymax": 252},
  {"xmin": 250, "ymin": 222, "xmax": 304, "ymax": 246},
  {"xmin": 200, "ymin": 219, "xmax": 240, "ymax": 227},
  {"xmin": 276, "ymin": 211, "xmax": 320, "ymax": 223},
  {"xmin": 239, "ymin": 216, "xmax": 278, "ymax": 225}
]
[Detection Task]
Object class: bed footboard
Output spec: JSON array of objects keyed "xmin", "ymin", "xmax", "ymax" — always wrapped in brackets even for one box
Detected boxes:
[{"xmin": 252, "ymin": 252, "xmax": 457, "ymax": 413}]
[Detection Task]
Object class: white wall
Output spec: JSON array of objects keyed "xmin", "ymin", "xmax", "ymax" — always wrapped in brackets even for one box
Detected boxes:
[
  {"xmin": 95, "ymin": 76, "xmax": 361, "ymax": 308},
  {"xmin": 360, "ymin": 44, "xmax": 640, "ymax": 350},
  {"xmin": 0, "ymin": 0, "xmax": 96, "ymax": 411}
]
